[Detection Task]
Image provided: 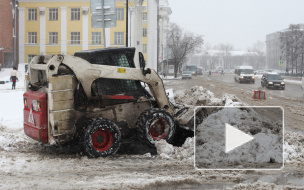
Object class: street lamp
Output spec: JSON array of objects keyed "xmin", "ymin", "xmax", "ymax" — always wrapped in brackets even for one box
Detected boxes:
[{"xmin": 124, "ymin": 2, "xmax": 135, "ymax": 47}]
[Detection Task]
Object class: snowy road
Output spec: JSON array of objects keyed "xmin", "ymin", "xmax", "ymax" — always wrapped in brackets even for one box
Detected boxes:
[{"xmin": 210, "ymin": 74, "xmax": 304, "ymax": 101}]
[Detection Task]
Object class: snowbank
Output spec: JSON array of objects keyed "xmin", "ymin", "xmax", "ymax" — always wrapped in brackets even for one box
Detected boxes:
[
  {"xmin": 155, "ymin": 138, "xmax": 194, "ymax": 161},
  {"xmin": 284, "ymin": 131, "xmax": 304, "ymax": 163},
  {"xmin": 195, "ymin": 107, "xmax": 283, "ymax": 168},
  {"xmin": 174, "ymin": 86, "xmax": 223, "ymax": 106},
  {"xmin": 228, "ymin": 181, "xmax": 304, "ymax": 190}
]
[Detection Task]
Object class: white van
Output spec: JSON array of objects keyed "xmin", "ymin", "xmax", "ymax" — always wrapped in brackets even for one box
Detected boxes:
[{"xmin": 234, "ymin": 66, "xmax": 255, "ymax": 83}]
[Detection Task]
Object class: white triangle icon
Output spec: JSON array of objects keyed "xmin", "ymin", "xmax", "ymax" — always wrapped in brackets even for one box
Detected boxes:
[
  {"xmin": 225, "ymin": 123, "xmax": 254, "ymax": 153},
  {"xmin": 28, "ymin": 108, "xmax": 35, "ymax": 124}
]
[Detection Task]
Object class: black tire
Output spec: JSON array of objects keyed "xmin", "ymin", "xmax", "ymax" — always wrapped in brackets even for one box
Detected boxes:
[
  {"xmin": 82, "ymin": 117, "xmax": 121, "ymax": 158},
  {"xmin": 136, "ymin": 108, "xmax": 175, "ymax": 146}
]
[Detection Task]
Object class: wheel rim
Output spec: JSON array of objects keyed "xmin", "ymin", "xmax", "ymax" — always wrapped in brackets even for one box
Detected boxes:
[
  {"xmin": 149, "ymin": 118, "xmax": 169, "ymax": 140},
  {"xmin": 91, "ymin": 128, "xmax": 113, "ymax": 152}
]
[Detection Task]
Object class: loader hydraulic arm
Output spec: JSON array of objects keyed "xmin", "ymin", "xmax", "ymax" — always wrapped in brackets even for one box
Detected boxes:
[{"xmin": 43, "ymin": 55, "xmax": 173, "ymax": 115}]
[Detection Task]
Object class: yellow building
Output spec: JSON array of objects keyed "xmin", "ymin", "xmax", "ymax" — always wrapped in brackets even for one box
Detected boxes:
[{"xmin": 18, "ymin": 0, "xmax": 148, "ymax": 63}]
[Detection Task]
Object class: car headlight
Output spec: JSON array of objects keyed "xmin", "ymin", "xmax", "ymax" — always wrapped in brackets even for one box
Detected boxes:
[
  {"xmin": 268, "ymin": 82, "xmax": 273, "ymax": 84},
  {"xmin": 240, "ymin": 76, "xmax": 243, "ymax": 79},
  {"xmin": 252, "ymin": 76, "xmax": 255, "ymax": 79},
  {"xmin": 281, "ymin": 82, "xmax": 285, "ymax": 84}
]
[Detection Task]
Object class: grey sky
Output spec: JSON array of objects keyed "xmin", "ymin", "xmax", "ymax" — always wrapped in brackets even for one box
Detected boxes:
[{"xmin": 168, "ymin": 0, "xmax": 304, "ymax": 50}]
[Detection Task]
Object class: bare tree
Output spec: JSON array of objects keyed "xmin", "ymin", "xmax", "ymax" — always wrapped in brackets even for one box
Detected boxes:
[
  {"xmin": 281, "ymin": 24, "xmax": 304, "ymax": 74},
  {"xmin": 213, "ymin": 43, "xmax": 234, "ymax": 55},
  {"xmin": 247, "ymin": 40, "xmax": 266, "ymax": 56},
  {"xmin": 167, "ymin": 23, "xmax": 204, "ymax": 78}
]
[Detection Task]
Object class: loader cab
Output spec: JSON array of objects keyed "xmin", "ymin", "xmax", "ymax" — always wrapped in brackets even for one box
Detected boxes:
[
  {"xmin": 74, "ymin": 47, "xmax": 137, "ymax": 68},
  {"xmin": 74, "ymin": 48, "xmax": 153, "ymax": 108}
]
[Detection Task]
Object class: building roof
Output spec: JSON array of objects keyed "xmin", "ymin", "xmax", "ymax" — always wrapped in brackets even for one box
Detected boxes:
[{"xmin": 195, "ymin": 50, "xmax": 258, "ymax": 57}]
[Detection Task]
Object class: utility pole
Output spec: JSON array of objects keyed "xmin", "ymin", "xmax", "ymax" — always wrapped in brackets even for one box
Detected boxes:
[
  {"xmin": 102, "ymin": 0, "xmax": 106, "ymax": 47},
  {"xmin": 11, "ymin": 0, "xmax": 18, "ymax": 67},
  {"xmin": 126, "ymin": 0, "xmax": 128, "ymax": 47}
]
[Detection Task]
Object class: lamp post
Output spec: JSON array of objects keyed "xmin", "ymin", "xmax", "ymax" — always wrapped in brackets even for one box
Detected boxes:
[
  {"xmin": 124, "ymin": 2, "xmax": 135, "ymax": 47},
  {"xmin": 10, "ymin": 0, "xmax": 18, "ymax": 67},
  {"xmin": 126, "ymin": 0, "xmax": 128, "ymax": 47}
]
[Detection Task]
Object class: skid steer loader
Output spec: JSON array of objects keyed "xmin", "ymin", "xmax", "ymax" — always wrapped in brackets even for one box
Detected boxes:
[{"xmin": 23, "ymin": 47, "xmax": 202, "ymax": 157}]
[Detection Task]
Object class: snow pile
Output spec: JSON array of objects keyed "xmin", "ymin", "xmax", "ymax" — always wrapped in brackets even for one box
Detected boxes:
[
  {"xmin": 284, "ymin": 131, "xmax": 304, "ymax": 163},
  {"xmin": 196, "ymin": 107, "xmax": 283, "ymax": 168},
  {"xmin": 228, "ymin": 181, "xmax": 304, "ymax": 190},
  {"xmin": 174, "ymin": 86, "xmax": 222, "ymax": 106},
  {"xmin": 222, "ymin": 94, "xmax": 247, "ymax": 107},
  {"xmin": 0, "ymin": 125, "xmax": 31, "ymax": 151},
  {"xmin": 155, "ymin": 138, "xmax": 194, "ymax": 160}
]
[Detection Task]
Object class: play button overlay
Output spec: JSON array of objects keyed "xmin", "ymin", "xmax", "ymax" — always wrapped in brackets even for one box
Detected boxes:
[
  {"xmin": 194, "ymin": 106, "xmax": 284, "ymax": 170},
  {"xmin": 225, "ymin": 123, "xmax": 254, "ymax": 153}
]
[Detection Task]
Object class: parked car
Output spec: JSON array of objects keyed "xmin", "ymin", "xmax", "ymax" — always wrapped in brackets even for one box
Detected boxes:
[
  {"xmin": 261, "ymin": 72, "xmax": 285, "ymax": 90},
  {"xmin": 182, "ymin": 71, "xmax": 192, "ymax": 79}
]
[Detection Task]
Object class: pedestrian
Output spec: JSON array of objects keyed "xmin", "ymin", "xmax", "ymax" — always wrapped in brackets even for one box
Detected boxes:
[
  {"xmin": 221, "ymin": 69, "xmax": 224, "ymax": 75},
  {"xmin": 10, "ymin": 67, "xmax": 18, "ymax": 90},
  {"xmin": 208, "ymin": 70, "xmax": 211, "ymax": 76}
]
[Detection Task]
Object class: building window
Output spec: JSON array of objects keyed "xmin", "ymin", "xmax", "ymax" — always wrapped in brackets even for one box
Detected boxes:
[
  {"xmin": 143, "ymin": 28, "xmax": 147, "ymax": 37},
  {"xmin": 28, "ymin": 32, "xmax": 37, "ymax": 44},
  {"xmin": 49, "ymin": 32, "xmax": 58, "ymax": 44},
  {"xmin": 143, "ymin": 44, "xmax": 147, "ymax": 53},
  {"xmin": 71, "ymin": 8, "xmax": 80, "ymax": 20},
  {"xmin": 92, "ymin": 32, "xmax": 101, "ymax": 44},
  {"xmin": 28, "ymin": 9, "xmax": 37, "ymax": 21},
  {"xmin": 114, "ymin": 32, "xmax": 124, "ymax": 45},
  {"xmin": 49, "ymin": 8, "xmax": 58, "ymax": 21},
  {"xmin": 71, "ymin": 32, "xmax": 80, "ymax": 44},
  {"xmin": 116, "ymin": 8, "xmax": 124, "ymax": 20},
  {"xmin": 28, "ymin": 55, "xmax": 36, "ymax": 63},
  {"xmin": 143, "ymin": 12, "xmax": 147, "ymax": 21}
]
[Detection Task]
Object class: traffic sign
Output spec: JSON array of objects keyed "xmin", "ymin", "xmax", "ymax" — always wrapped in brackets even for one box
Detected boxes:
[
  {"xmin": 91, "ymin": 0, "xmax": 117, "ymax": 28},
  {"xmin": 279, "ymin": 60, "xmax": 285, "ymax": 66}
]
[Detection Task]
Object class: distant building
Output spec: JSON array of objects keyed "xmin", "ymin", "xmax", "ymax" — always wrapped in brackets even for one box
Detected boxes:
[
  {"xmin": 18, "ymin": 0, "xmax": 171, "ymax": 71},
  {"xmin": 0, "ymin": 0, "xmax": 18, "ymax": 68},
  {"xmin": 266, "ymin": 24, "xmax": 304, "ymax": 70},
  {"xmin": 190, "ymin": 50, "xmax": 265, "ymax": 71}
]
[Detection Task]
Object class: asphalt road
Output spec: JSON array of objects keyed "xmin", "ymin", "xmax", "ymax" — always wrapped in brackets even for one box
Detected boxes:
[{"xmin": 200, "ymin": 74, "xmax": 304, "ymax": 100}]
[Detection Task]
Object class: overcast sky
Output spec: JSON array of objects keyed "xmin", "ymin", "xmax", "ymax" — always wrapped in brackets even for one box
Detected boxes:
[{"xmin": 168, "ymin": 0, "xmax": 304, "ymax": 50}]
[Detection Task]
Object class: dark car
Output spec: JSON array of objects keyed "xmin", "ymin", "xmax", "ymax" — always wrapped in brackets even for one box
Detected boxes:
[{"xmin": 261, "ymin": 72, "xmax": 285, "ymax": 90}]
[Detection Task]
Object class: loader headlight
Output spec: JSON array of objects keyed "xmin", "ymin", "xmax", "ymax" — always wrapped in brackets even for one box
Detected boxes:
[
  {"xmin": 32, "ymin": 100, "xmax": 41, "ymax": 112},
  {"xmin": 268, "ymin": 82, "xmax": 273, "ymax": 84},
  {"xmin": 281, "ymin": 82, "xmax": 285, "ymax": 84}
]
